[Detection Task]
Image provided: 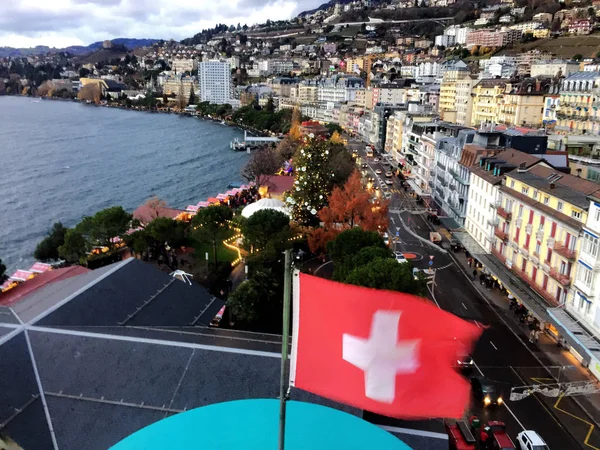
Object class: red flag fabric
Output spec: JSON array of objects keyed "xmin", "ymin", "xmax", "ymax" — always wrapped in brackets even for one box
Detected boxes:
[{"xmin": 290, "ymin": 273, "xmax": 482, "ymax": 419}]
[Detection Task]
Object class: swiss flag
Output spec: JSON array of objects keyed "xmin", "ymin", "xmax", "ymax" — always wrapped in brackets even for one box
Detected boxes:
[{"xmin": 290, "ymin": 273, "xmax": 481, "ymax": 419}]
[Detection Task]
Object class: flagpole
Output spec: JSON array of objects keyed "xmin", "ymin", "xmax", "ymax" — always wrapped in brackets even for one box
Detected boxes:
[{"xmin": 278, "ymin": 249, "xmax": 292, "ymax": 450}]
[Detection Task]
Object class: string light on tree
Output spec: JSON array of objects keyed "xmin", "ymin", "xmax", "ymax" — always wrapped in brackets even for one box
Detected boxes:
[{"xmin": 287, "ymin": 136, "xmax": 335, "ymax": 225}]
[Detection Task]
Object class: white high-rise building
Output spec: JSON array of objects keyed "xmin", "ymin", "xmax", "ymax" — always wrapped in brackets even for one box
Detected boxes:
[{"xmin": 199, "ymin": 60, "xmax": 233, "ymax": 104}]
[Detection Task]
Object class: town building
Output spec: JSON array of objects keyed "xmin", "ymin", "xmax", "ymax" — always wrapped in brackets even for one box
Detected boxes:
[
  {"xmin": 466, "ymin": 149, "xmax": 547, "ymax": 251},
  {"xmin": 170, "ymin": 58, "xmax": 198, "ymax": 74},
  {"xmin": 471, "ymin": 79, "xmax": 509, "ymax": 126},
  {"xmin": 317, "ymin": 74, "xmax": 365, "ymax": 103},
  {"xmin": 199, "ymin": 60, "xmax": 232, "ymax": 104},
  {"xmin": 466, "ymin": 28, "xmax": 521, "ymax": 48},
  {"xmin": 431, "ymin": 128, "xmax": 475, "ymax": 226},
  {"xmin": 549, "ymin": 194, "xmax": 600, "ymax": 380},
  {"xmin": 439, "ymin": 62, "xmax": 471, "ymax": 123},
  {"xmin": 556, "ymin": 72, "xmax": 600, "ymax": 135},
  {"xmin": 455, "ymin": 76, "xmax": 478, "ymax": 126},
  {"xmin": 269, "ymin": 77, "xmax": 299, "ymax": 97},
  {"xmin": 498, "ymin": 78, "xmax": 551, "ymax": 128},
  {"xmin": 530, "ymin": 60, "xmax": 580, "ymax": 78},
  {"xmin": 371, "ymin": 80, "xmax": 414, "ymax": 108}
]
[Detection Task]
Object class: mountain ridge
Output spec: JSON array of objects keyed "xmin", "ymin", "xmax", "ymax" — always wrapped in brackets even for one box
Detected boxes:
[{"xmin": 0, "ymin": 38, "xmax": 160, "ymax": 58}]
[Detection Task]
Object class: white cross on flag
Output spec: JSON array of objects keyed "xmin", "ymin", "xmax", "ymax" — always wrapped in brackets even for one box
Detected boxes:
[{"xmin": 290, "ymin": 273, "xmax": 481, "ymax": 419}]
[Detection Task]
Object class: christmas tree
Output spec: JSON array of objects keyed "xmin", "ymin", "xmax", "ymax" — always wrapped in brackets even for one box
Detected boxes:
[{"xmin": 287, "ymin": 135, "xmax": 335, "ymax": 225}]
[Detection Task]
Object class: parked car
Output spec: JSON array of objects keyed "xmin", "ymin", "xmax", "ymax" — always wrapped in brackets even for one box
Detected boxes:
[
  {"xmin": 385, "ymin": 171, "xmax": 393, "ymax": 178},
  {"xmin": 516, "ymin": 431, "xmax": 549, "ymax": 450},
  {"xmin": 376, "ymin": 169, "xmax": 382, "ymax": 174},
  {"xmin": 385, "ymin": 179, "xmax": 393, "ymax": 185},
  {"xmin": 395, "ymin": 251, "xmax": 408, "ymax": 264},
  {"xmin": 471, "ymin": 377, "xmax": 503, "ymax": 407}
]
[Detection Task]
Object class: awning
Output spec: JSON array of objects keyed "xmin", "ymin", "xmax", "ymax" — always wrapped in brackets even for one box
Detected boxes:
[
  {"xmin": 186, "ymin": 205, "xmax": 199, "ymax": 212},
  {"xmin": 196, "ymin": 201, "xmax": 210, "ymax": 208},
  {"xmin": 207, "ymin": 198, "xmax": 220, "ymax": 204},
  {"xmin": 406, "ymin": 179, "xmax": 430, "ymax": 197},
  {"xmin": 546, "ymin": 307, "xmax": 600, "ymax": 365},
  {"xmin": 9, "ymin": 270, "xmax": 34, "ymax": 282},
  {"xmin": 29, "ymin": 262, "xmax": 51, "ymax": 273},
  {"xmin": 452, "ymin": 231, "xmax": 488, "ymax": 257},
  {"xmin": 440, "ymin": 217, "xmax": 461, "ymax": 231},
  {"xmin": 453, "ymin": 232, "xmax": 550, "ymax": 322},
  {"xmin": 216, "ymin": 193, "xmax": 230, "ymax": 200}
]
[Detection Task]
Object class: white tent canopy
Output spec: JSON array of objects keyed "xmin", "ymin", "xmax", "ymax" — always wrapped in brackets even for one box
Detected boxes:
[{"xmin": 241, "ymin": 198, "xmax": 291, "ymax": 219}]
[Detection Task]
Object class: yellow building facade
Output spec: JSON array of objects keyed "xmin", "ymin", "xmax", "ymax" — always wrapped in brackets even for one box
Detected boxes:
[
  {"xmin": 471, "ymin": 80, "xmax": 508, "ymax": 126},
  {"xmin": 498, "ymin": 79, "xmax": 550, "ymax": 127},
  {"xmin": 439, "ymin": 68, "xmax": 471, "ymax": 122},
  {"xmin": 494, "ymin": 166, "xmax": 592, "ymax": 307}
]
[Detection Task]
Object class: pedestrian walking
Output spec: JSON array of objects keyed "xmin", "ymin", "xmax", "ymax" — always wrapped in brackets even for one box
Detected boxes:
[
  {"xmin": 534, "ymin": 330, "xmax": 540, "ymax": 343},
  {"xmin": 472, "ymin": 269, "xmax": 477, "ymax": 281},
  {"xmin": 529, "ymin": 329, "xmax": 535, "ymax": 343}
]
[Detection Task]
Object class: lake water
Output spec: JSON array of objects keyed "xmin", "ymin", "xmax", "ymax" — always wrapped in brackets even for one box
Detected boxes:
[{"xmin": 0, "ymin": 96, "xmax": 248, "ymax": 272}]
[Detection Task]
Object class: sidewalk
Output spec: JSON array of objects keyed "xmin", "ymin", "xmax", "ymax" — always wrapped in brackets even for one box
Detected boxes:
[{"xmin": 449, "ymin": 246, "xmax": 600, "ymax": 425}]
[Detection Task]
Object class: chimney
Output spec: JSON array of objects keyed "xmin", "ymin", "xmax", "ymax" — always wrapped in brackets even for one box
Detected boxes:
[
  {"xmin": 550, "ymin": 182, "xmax": 555, "ymax": 189},
  {"xmin": 517, "ymin": 162, "xmax": 527, "ymax": 172}
]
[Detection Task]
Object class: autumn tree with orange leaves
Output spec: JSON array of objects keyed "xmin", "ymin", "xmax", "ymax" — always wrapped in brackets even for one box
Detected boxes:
[{"xmin": 308, "ymin": 171, "xmax": 389, "ymax": 254}]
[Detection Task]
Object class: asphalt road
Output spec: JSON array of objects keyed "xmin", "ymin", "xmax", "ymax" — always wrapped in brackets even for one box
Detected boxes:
[{"xmin": 352, "ymin": 137, "xmax": 600, "ymax": 450}]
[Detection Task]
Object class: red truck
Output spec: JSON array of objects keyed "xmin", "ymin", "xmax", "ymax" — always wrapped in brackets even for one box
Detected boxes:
[
  {"xmin": 445, "ymin": 420, "xmax": 476, "ymax": 450},
  {"xmin": 483, "ymin": 421, "xmax": 516, "ymax": 450}
]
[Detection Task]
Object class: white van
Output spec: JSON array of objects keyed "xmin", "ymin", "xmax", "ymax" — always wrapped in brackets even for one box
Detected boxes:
[{"xmin": 516, "ymin": 431, "xmax": 549, "ymax": 450}]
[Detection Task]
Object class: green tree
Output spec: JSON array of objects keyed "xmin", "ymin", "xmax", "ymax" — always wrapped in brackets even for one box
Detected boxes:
[
  {"xmin": 34, "ymin": 222, "xmax": 67, "ymax": 261},
  {"xmin": 145, "ymin": 217, "xmax": 186, "ymax": 247},
  {"xmin": 75, "ymin": 206, "xmax": 132, "ymax": 249},
  {"xmin": 58, "ymin": 229, "xmax": 88, "ymax": 264},
  {"xmin": 287, "ymin": 137, "xmax": 336, "ymax": 225},
  {"xmin": 188, "ymin": 85, "xmax": 196, "ymax": 105},
  {"xmin": 344, "ymin": 258, "xmax": 426, "ymax": 296},
  {"xmin": 0, "ymin": 257, "xmax": 6, "ymax": 282},
  {"xmin": 124, "ymin": 229, "xmax": 151, "ymax": 255},
  {"xmin": 573, "ymin": 54, "xmax": 584, "ymax": 61},
  {"xmin": 243, "ymin": 209, "xmax": 290, "ymax": 251},
  {"xmin": 191, "ymin": 204, "xmax": 233, "ymax": 266},
  {"xmin": 327, "ymin": 228, "xmax": 387, "ymax": 281},
  {"xmin": 227, "ymin": 270, "xmax": 280, "ymax": 327}
]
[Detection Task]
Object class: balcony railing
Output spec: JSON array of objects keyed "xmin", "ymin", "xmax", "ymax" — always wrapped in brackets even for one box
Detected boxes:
[
  {"xmin": 487, "ymin": 218, "xmax": 499, "ymax": 227},
  {"xmin": 553, "ymin": 243, "xmax": 576, "ymax": 260},
  {"xmin": 549, "ymin": 268, "xmax": 571, "ymax": 287},
  {"xmin": 497, "ymin": 206, "xmax": 512, "ymax": 221},
  {"xmin": 494, "ymin": 228, "xmax": 509, "ymax": 241}
]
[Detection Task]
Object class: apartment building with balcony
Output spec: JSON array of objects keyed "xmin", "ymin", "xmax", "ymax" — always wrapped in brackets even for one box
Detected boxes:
[
  {"xmin": 466, "ymin": 150, "xmax": 547, "ymax": 252},
  {"xmin": 498, "ymin": 78, "xmax": 552, "ymax": 128},
  {"xmin": 455, "ymin": 76, "xmax": 478, "ymax": 126},
  {"xmin": 555, "ymin": 71, "xmax": 600, "ymax": 135},
  {"xmin": 495, "ymin": 166, "xmax": 600, "ymax": 312},
  {"xmin": 471, "ymin": 79, "xmax": 509, "ymax": 126},
  {"xmin": 550, "ymin": 196, "xmax": 600, "ymax": 376},
  {"xmin": 431, "ymin": 128, "xmax": 474, "ymax": 226},
  {"xmin": 317, "ymin": 74, "xmax": 365, "ymax": 103},
  {"xmin": 439, "ymin": 64, "xmax": 471, "ymax": 123}
]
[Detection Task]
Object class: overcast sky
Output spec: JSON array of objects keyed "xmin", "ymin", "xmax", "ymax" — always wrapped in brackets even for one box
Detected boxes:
[{"xmin": 0, "ymin": 0, "xmax": 324, "ymax": 48}]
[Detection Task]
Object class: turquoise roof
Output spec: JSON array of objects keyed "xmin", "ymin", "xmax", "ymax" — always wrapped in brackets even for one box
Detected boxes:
[{"xmin": 111, "ymin": 399, "xmax": 412, "ymax": 450}]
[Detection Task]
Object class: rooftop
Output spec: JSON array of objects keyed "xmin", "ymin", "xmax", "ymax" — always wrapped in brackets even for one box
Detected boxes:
[
  {"xmin": 0, "ymin": 259, "xmax": 448, "ymax": 450},
  {"xmin": 564, "ymin": 71, "xmax": 600, "ymax": 81},
  {"xmin": 470, "ymin": 149, "xmax": 547, "ymax": 185}
]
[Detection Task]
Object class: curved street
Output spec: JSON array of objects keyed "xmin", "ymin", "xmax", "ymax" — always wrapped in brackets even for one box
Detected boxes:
[{"xmin": 347, "ymin": 135, "xmax": 600, "ymax": 449}]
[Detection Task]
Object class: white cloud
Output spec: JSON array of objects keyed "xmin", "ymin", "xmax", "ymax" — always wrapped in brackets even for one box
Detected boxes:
[{"xmin": 0, "ymin": 0, "xmax": 324, "ymax": 48}]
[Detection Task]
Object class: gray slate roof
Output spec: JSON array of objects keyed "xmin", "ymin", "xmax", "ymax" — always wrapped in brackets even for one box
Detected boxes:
[{"xmin": 0, "ymin": 259, "xmax": 448, "ymax": 450}]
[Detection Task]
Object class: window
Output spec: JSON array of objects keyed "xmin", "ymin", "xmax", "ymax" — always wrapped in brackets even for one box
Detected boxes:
[
  {"xmin": 533, "ymin": 190, "xmax": 538, "ymax": 199},
  {"xmin": 572, "ymin": 210, "xmax": 582, "ymax": 220},
  {"xmin": 583, "ymin": 232, "xmax": 599, "ymax": 257},
  {"xmin": 518, "ymin": 204, "xmax": 523, "ymax": 218},
  {"xmin": 522, "ymin": 187, "xmax": 529, "ymax": 195},
  {"xmin": 577, "ymin": 263, "xmax": 593, "ymax": 288},
  {"xmin": 546, "ymin": 248, "xmax": 553, "ymax": 263},
  {"xmin": 557, "ymin": 201, "xmax": 563, "ymax": 211},
  {"xmin": 510, "ymin": 180, "xmax": 515, "ymax": 188},
  {"xmin": 596, "ymin": 209, "xmax": 600, "ymax": 222},
  {"xmin": 535, "ymin": 241, "xmax": 541, "ymax": 255},
  {"xmin": 544, "ymin": 196, "xmax": 549, "ymax": 205}
]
